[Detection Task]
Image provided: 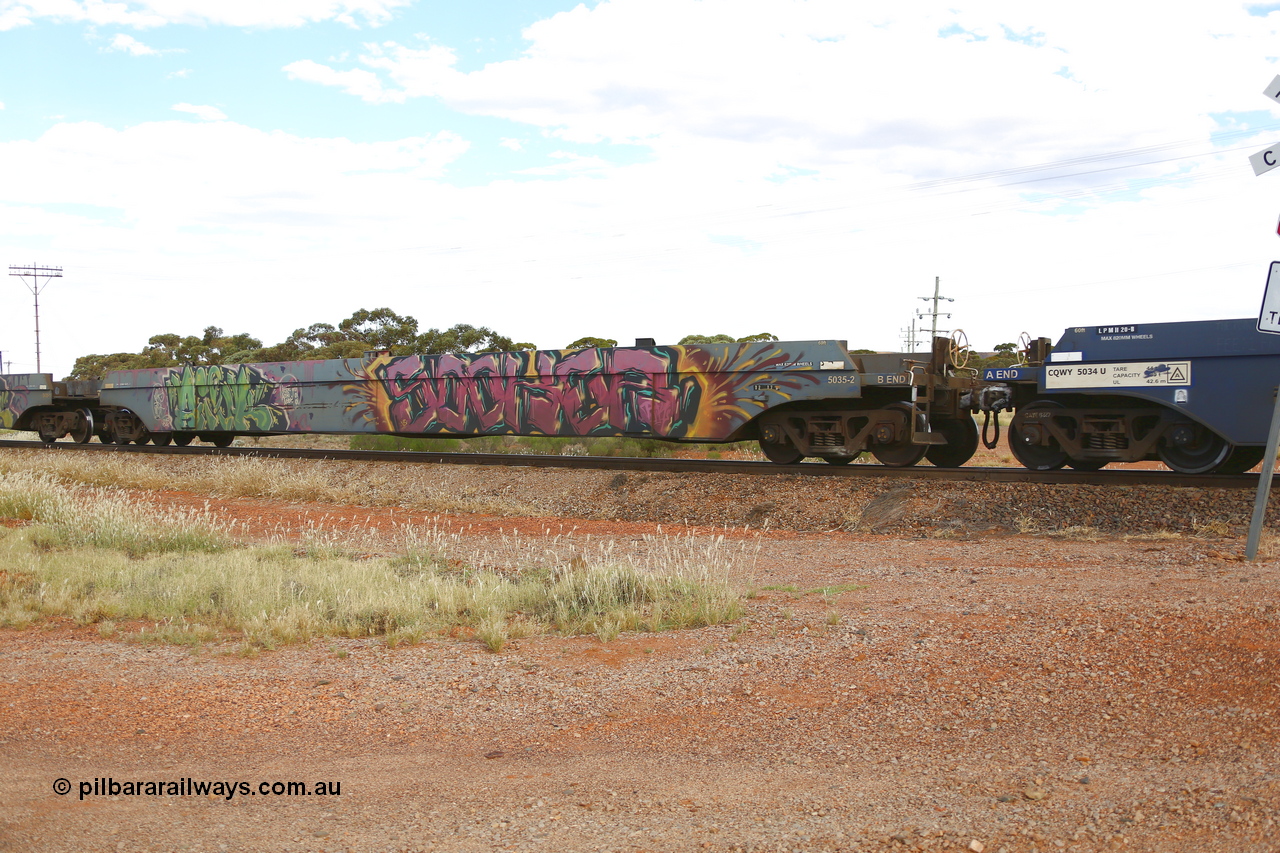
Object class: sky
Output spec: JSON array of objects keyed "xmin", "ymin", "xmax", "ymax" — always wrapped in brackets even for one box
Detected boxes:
[{"xmin": 4, "ymin": 1, "xmax": 1280, "ymax": 378}]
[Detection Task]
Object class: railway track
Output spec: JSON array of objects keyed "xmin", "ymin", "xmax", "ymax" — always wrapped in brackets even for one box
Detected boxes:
[{"xmin": 0, "ymin": 439, "xmax": 1261, "ymax": 489}]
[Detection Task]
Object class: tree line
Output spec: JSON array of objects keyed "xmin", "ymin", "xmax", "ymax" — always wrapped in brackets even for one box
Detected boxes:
[{"xmin": 66, "ymin": 307, "xmax": 781, "ymax": 381}]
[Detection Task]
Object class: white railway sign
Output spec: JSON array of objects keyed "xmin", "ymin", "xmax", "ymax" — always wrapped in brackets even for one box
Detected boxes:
[
  {"xmin": 1266, "ymin": 74, "xmax": 1280, "ymax": 104},
  {"xmin": 1260, "ymin": 262, "xmax": 1280, "ymax": 335},
  {"xmin": 1251, "ymin": 145, "xmax": 1280, "ymax": 176}
]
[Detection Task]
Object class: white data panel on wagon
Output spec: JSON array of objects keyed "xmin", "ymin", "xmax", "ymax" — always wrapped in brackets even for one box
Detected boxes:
[{"xmin": 1044, "ymin": 362, "xmax": 1191, "ymax": 389}]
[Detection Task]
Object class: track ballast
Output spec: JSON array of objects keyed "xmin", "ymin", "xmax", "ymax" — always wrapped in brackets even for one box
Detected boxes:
[{"xmin": 0, "ymin": 439, "xmax": 1260, "ymax": 489}]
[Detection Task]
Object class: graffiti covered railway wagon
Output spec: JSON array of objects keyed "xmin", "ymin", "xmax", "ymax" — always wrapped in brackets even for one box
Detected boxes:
[
  {"xmin": 975, "ymin": 318, "xmax": 1280, "ymax": 474},
  {"xmin": 0, "ymin": 338, "xmax": 980, "ymax": 467}
]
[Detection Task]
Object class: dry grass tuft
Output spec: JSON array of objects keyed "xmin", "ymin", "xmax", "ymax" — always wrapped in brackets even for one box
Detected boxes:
[
  {"xmin": 0, "ymin": 472, "xmax": 750, "ymax": 649},
  {"xmin": 0, "ymin": 451, "xmax": 543, "ymax": 517}
]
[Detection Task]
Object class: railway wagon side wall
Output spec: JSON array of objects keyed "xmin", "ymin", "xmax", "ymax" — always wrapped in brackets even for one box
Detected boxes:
[
  {"xmin": 100, "ymin": 341, "xmax": 862, "ymax": 441},
  {"xmin": 1041, "ymin": 319, "xmax": 1280, "ymax": 445},
  {"xmin": 1037, "ymin": 355, "xmax": 1278, "ymax": 445}
]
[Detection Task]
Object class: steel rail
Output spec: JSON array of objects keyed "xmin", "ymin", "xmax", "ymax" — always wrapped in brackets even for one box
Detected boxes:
[{"xmin": 0, "ymin": 439, "xmax": 1260, "ymax": 489}]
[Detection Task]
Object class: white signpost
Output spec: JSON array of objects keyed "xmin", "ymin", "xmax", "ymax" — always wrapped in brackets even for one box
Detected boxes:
[
  {"xmin": 1247, "ymin": 265, "xmax": 1280, "ymax": 560},
  {"xmin": 1245, "ymin": 77, "xmax": 1280, "ymax": 560}
]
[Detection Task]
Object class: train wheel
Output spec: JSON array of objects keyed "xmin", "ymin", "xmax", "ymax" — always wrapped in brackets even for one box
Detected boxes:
[
  {"xmin": 1158, "ymin": 425, "xmax": 1230, "ymax": 474},
  {"xmin": 871, "ymin": 403, "xmax": 929, "ymax": 468},
  {"xmin": 173, "ymin": 433, "xmax": 194, "ymax": 446},
  {"xmin": 925, "ymin": 416, "xmax": 979, "ymax": 468},
  {"xmin": 759, "ymin": 438, "xmax": 802, "ymax": 464},
  {"xmin": 210, "ymin": 434, "xmax": 234, "ymax": 448},
  {"xmin": 1214, "ymin": 446, "xmax": 1266, "ymax": 474},
  {"xmin": 150, "ymin": 432, "xmax": 173, "ymax": 447},
  {"xmin": 70, "ymin": 410, "xmax": 94, "ymax": 444},
  {"xmin": 1008, "ymin": 402, "xmax": 1068, "ymax": 470}
]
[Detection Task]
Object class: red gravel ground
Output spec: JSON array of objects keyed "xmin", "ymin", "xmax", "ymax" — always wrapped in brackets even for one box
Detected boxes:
[{"xmin": 2, "ymin": 487, "xmax": 1279, "ymax": 852}]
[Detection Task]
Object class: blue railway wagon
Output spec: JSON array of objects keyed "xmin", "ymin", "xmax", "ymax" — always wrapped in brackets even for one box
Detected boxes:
[{"xmin": 979, "ymin": 319, "xmax": 1280, "ymax": 474}]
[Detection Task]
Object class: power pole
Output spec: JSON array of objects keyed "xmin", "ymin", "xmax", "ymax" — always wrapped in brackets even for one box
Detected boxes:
[
  {"xmin": 9, "ymin": 263, "xmax": 62, "ymax": 374},
  {"xmin": 918, "ymin": 275, "xmax": 954, "ymax": 342},
  {"xmin": 899, "ymin": 316, "xmax": 920, "ymax": 353}
]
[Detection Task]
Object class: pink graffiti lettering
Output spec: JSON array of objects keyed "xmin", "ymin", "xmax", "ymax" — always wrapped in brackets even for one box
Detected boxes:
[{"xmin": 371, "ymin": 349, "xmax": 686, "ymax": 436}]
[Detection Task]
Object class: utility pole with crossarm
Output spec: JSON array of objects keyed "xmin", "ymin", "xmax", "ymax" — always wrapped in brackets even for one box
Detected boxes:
[
  {"xmin": 8, "ymin": 263, "xmax": 62, "ymax": 374},
  {"xmin": 918, "ymin": 276, "xmax": 953, "ymax": 342}
]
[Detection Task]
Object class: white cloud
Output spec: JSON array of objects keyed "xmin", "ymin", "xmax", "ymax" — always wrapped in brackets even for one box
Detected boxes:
[
  {"xmin": 0, "ymin": 4, "xmax": 31, "ymax": 30},
  {"xmin": 283, "ymin": 59, "xmax": 403, "ymax": 104},
  {"xmin": 1, "ymin": 118, "xmax": 470, "ymax": 225},
  {"xmin": 0, "ymin": 0, "xmax": 411, "ymax": 30},
  {"xmin": 106, "ymin": 33, "xmax": 162, "ymax": 56},
  {"xmin": 515, "ymin": 151, "xmax": 613, "ymax": 176},
  {"xmin": 171, "ymin": 103, "xmax": 226, "ymax": 121},
  {"xmin": 0, "ymin": 116, "xmax": 475, "ymax": 371},
  {"xmin": 286, "ymin": 0, "xmax": 1280, "ymax": 182}
]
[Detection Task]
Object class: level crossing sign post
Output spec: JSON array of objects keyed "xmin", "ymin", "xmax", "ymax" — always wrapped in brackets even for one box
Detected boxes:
[
  {"xmin": 1247, "ymin": 263, "xmax": 1280, "ymax": 560},
  {"xmin": 1244, "ymin": 75, "xmax": 1280, "ymax": 560}
]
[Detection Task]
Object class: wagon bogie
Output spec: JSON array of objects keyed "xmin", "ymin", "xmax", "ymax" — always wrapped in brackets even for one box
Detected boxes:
[
  {"xmin": 32, "ymin": 408, "xmax": 97, "ymax": 445},
  {"xmin": 752, "ymin": 400, "xmax": 978, "ymax": 468}
]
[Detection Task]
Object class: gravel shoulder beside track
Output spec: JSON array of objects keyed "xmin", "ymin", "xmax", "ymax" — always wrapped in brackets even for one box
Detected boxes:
[
  {"xmin": 4, "ymin": 444, "xmax": 1271, "ymax": 536},
  {"xmin": 2, "ymin": 461, "xmax": 1279, "ymax": 852}
]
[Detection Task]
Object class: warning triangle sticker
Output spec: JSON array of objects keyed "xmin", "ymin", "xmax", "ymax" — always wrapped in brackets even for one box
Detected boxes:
[{"xmin": 1168, "ymin": 365, "xmax": 1187, "ymax": 382}]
